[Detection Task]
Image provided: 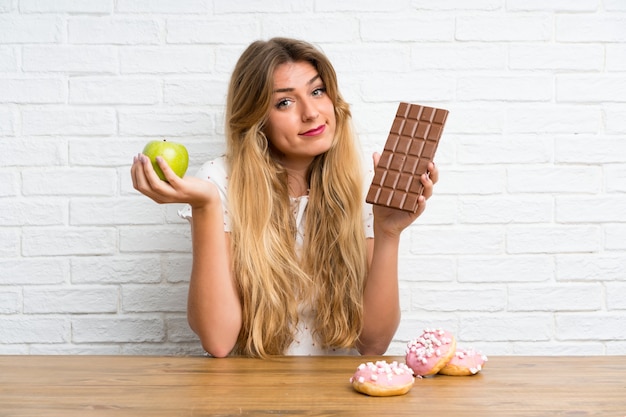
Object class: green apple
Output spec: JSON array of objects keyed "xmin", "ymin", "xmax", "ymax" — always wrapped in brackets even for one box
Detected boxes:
[{"xmin": 142, "ymin": 139, "xmax": 189, "ymax": 182}]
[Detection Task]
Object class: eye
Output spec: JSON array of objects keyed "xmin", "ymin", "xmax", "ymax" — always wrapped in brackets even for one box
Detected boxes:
[
  {"xmin": 312, "ymin": 87, "xmax": 326, "ymax": 97},
  {"xmin": 275, "ymin": 98, "xmax": 292, "ymax": 109}
]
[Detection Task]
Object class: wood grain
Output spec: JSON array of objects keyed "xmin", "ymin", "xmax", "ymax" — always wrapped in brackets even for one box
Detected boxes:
[{"xmin": 0, "ymin": 355, "xmax": 624, "ymax": 416}]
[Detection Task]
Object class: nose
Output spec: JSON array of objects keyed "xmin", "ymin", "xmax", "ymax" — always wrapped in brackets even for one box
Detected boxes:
[{"xmin": 301, "ymin": 98, "xmax": 319, "ymax": 122}]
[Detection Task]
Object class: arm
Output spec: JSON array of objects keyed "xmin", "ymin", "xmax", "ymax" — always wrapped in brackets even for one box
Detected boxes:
[
  {"xmin": 131, "ymin": 154, "xmax": 242, "ymax": 357},
  {"xmin": 356, "ymin": 156, "xmax": 439, "ymax": 355}
]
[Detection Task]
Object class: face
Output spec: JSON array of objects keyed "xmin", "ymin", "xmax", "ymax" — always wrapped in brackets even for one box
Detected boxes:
[{"xmin": 264, "ymin": 61, "xmax": 336, "ymax": 168}]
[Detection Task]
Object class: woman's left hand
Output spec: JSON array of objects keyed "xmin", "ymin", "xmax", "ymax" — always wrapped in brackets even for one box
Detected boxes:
[{"xmin": 370, "ymin": 152, "xmax": 439, "ymax": 237}]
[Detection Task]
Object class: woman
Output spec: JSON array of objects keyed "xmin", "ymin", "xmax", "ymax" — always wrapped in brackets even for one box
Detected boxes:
[{"xmin": 131, "ymin": 37, "xmax": 438, "ymax": 358}]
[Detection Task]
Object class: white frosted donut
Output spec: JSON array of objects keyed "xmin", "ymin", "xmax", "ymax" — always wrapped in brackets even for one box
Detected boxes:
[
  {"xmin": 405, "ymin": 328, "xmax": 457, "ymax": 377},
  {"xmin": 439, "ymin": 348, "xmax": 488, "ymax": 376},
  {"xmin": 350, "ymin": 360, "xmax": 415, "ymax": 397}
]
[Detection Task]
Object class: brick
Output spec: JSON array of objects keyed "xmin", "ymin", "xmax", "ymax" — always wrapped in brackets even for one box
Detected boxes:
[
  {"xmin": 411, "ymin": 44, "xmax": 506, "ymax": 70},
  {"xmin": 411, "ymin": 0, "xmax": 501, "ymax": 10},
  {"xmin": 324, "ymin": 44, "xmax": 413, "ymax": 74},
  {"xmin": 71, "ymin": 255, "xmax": 161, "ymax": 284},
  {"xmin": 69, "ymin": 137, "xmax": 149, "ymax": 166},
  {"xmin": 0, "ymin": 107, "xmax": 15, "ymax": 136},
  {"xmin": 29, "ymin": 345, "xmax": 121, "ymax": 355},
  {"xmin": 512, "ymin": 341, "xmax": 604, "ymax": 355},
  {"xmin": 557, "ymin": 75, "xmax": 626, "ymax": 103},
  {"xmin": 0, "ymin": 229, "xmax": 20, "ymax": 257},
  {"xmin": 557, "ymin": 15, "xmax": 626, "ymax": 42},
  {"xmin": 417, "ymin": 195, "xmax": 457, "ymax": 225},
  {"xmin": 166, "ymin": 317, "xmax": 197, "ymax": 343},
  {"xmin": 116, "ymin": 0, "xmax": 209, "ymax": 13},
  {"xmin": 606, "ymin": 283, "xmax": 626, "ymax": 310},
  {"xmin": 118, "ymin": 110, "xmax": 214, "ymax": 136},
  {"xmin": 409, "ymin": 227, "xmax": 504, "ymax": 255},
  {"xmin": 0, "ymin": 172, "xmax": 18, "ymax": 197},
  {"xmin": 557, "ymin": 196, "xmax": 626, "ymax": 223},
  {"xmin": 394, "ymin": 317, "xmax": 460, "ymax": 342},
  {"xmin": 68, "ymin": 18, "xmax": 161, "ymax": 45},
  {"xmin": 605, "ymin": 105, "xmax": 626, "ymax": 133},
  {"xmin": 507, "ymin": 0, "xmax": 598, "ymax": 11},
  {"xmin": 457, "ymin": 76, "xmax": 553, "ymax": 101},
  {"xmin": 22, "ymin": 46, "xmax": 118, "ymax": 73},
  {"xmin": 0, "ymin": 46, "xmax": 17, "ymax": 71},
  {"xmin": 23, "ymin": 287, "xmax": 119, "ymax": 314},
  {"xmin": 161, "ymin": 254, "xmax": 192, "ymax": 283},
  {"xmin": 0, "ymin": 258, "xmax": 69, "ymax": 285},
  {"xmin": 445, "ymin": 105, "xmax": 504, "ymax": 134},
  {"xmin": 0, "ymin": 199, "xmax": 65, "ymax": 226},
  {"xmin": 0, "ymin": 318, "xmax": 69, "ymax": 343},
  {"xmin": 458, "ymin": 135, "xmax": 551, "ymax": 164},
  {"xmin": 1, "ymin": 138, "xmax": 67, "ymax": 167},
  {"xmin": 399, "ymin": 256, "xmax": 456, "ymax": 282},
  {"xmin": 21, "ymin": 108, "xmax": 117, "ymax": 136},
  {"xmin": 556, "ymin": 254, "xmax": 626, "ymax": 282},
  {"xmin": 0, "ymin": 16, "xmax": 63, "ymax": 43},
  {"xmin": 556, "ymin": 313, "xmax": 626, "ymax": 340},
  {"xmin": 507, "ymin": 166, "xmax": 601, "ymax": 194},
  {"xmin": 315, "ymin": 0, "xmax": 406, "ymax": 11},
  {"xmin": 360, "ymin": 15, "xmax": 453, "ymax": 42},
  {"xmin": 556, "ymin": 136, "xmax": 626, "ymax": 164},
  {"xmin": 19, "ymin": 0, "xmax": 113, "ymax": 13},
  {"xmin": 72, "ymin": 317, "xmax": 165, "ymax": 343},
  {"xmin": 436, "ymin": 168, "xmax": 505, "ymax": 195},
  {"xmin": 0, "ymin": 0, "xmax": 11, "ymax": 12},
  {"xmin": 411, "ymin": 287, "xmax": 506, "ymax": 312},
  {"xmin": 22, "ymin": 227, "xmax": 117, "ymax": 256},
  {"xmin": 508, "ymin": 284, "xmax": 603, "ymax": 311},
  {"xmin": 122, "ymin": 285, "xmax": 187, "ymax": 313},
  {"xmin": 605, "ymin": 225, "xmax": 626, "ymax": 250},
  {"xmin": 262, "ymin": 16, "xmax": 359, "ymax": 43},
  {"xmin": 167, "ymin": 18, "xmax": 260, "ymax": 44},
  {"xmin": 360, "ymin": 72, "xmax": 454, "ymax": 102},
  {"xmin": 0, "ymin": 78, "xmax": 67, "ymax": 104},
  {"xmin": 506, "ymin": 106, "xmax": 600, "ymax": 134},
  {"xmin": 0, "ymin": 289, "xmax": 20, "ymax": 314},
  {"xmin": 214, "ymin": 0, "xmax": 306, "ymax": 13},
  {"xmin": 70, "ymin": 78, "xmax": 160, "ymax": 104},
  {"xmin": 458, "ymin": 255, "xmax": 553, "ymax": 283},
  {"xmin": 22, "ymin": 168, "xmax": 116, "ymax": 196},
  {"xmin": 510, "ymin": 44, "xmax": 604, "ymax": 71},
  {"xmin": 460, "ymin": 315, "xmax": 552, "ymax": 341},
  {"xmin": 606, "ymin": 166, "xmax": 626, "ymax": 192},
  {"xmin": 163, "ymin": 79, "xmax": 228, "ymax": 106},
  {"xmin": 456, "ymin": 14, "xmax": 551, "ymax": 41},
  {"xmin": 605, "ymin": 0, "xmax": 626, "ymax": 10},
  {"xmin": 120, "ymin": 47, "xmax": 213, "ymax": 74},
  {"xmin": 70, "ymin": 198, "xmax": 165, "ymax": 225},
  {"xmin": 459, "ymin": 196, "xmax": 552, "ymax": 224},
  {"xmin": 119, "ymin": 226, "xmax": 192, "ymax": 253},
  {"xmin": 507, "ymin": 225, "xmax": 601, "ymax": 254},
  {"xmin": 607, "ymin": 45, "xmax": 626, "ymax": 71}
]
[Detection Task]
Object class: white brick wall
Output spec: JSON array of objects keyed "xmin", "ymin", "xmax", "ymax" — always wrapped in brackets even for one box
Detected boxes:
[{"xmin": 1, "ymin": 0, "xmax": 625, "ymax": 356}]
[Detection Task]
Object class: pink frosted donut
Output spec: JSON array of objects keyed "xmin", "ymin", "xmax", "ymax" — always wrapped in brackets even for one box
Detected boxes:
[
  {"xmin": 439, "ymin": 348, "xmax": 488, "ymax": 376},
  {"xmin": 405, "ymin": 328, "xmax": 457, "ymax": 377},
  {"xmin": 350, "ymin": 360, "xmax": 415, "ymax": 397}
]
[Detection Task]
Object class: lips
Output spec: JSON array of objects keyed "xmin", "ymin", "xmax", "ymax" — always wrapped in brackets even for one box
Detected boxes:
[{"xmin": 300, "ymin": 125, "xmax": 326, "ymax": 136}]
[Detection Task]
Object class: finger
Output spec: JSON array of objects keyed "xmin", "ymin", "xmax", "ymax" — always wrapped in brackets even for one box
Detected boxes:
[
  {"xmin": 427, "ymin": 161, "xmax": 439, "ymax": 184},
  {"xmin": 421, "ymin": 171, "xmax": 434, "ymax": 200},
  {"xmin": 155, "ymin": 156, "xmax": 182, "ymax": 185},
  {"xmin": 372, "ymin": 152, "xmax": 381, "ymax": 168}
]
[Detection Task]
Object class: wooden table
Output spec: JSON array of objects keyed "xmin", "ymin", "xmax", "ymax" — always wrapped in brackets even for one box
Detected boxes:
[{"xmin": 0, "ymin": 355, "xmax": 624, "ymax": 416}]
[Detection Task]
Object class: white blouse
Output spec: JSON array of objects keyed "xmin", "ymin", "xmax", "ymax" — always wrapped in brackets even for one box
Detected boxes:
[{"xmin": 179, "ymin": 156, "xmax": 374, "ymax": 355}]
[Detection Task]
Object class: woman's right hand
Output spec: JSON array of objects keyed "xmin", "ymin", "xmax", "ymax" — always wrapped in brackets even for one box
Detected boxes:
[{"xmin": 131, "ymin": 154, "xmax": 219, "ymax": 209}]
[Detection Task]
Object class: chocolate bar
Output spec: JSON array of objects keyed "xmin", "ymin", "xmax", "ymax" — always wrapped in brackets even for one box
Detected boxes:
[{"xmin": 366, "ymin": 102, "xmax": 449, "ymax": 213}]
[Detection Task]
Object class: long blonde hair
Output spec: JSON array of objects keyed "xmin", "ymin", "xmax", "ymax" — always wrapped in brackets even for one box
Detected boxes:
[{"xmin": 225, "ymin": 38, "xmax": 368, "ymax": 357}]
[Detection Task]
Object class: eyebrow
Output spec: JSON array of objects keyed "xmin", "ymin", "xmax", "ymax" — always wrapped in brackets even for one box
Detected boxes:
[{"xmin": 273, "ymin": 74, "xmax": 321, "ymax": 94}]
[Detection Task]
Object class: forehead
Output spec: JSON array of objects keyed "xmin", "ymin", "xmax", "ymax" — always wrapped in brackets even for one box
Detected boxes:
[{"xmin": 272, "ymin": 61, "xmax": 320, "ymax": 89}]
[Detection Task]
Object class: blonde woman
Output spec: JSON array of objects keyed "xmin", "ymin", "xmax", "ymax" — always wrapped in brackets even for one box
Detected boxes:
[{"xmin": 131, "ymin": 38, "xmax": 438, "ymax": 358}]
